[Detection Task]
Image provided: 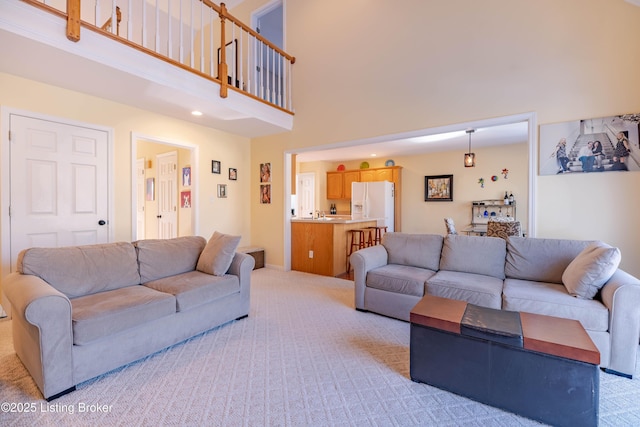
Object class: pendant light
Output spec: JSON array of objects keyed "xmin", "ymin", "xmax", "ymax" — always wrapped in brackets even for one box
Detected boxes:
[{"xmin": 464, "ymin": 129, "xmax": 476, "ymax": 167}]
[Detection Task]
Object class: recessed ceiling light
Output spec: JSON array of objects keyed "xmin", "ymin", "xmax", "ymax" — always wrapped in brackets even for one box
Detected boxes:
[
  {"xmin": 191, "ymin": 111, "xmax": 203, "ymax": 116},
  {"xmin": 370, "ymin": 153, "xmax": 377, "ymax": 157}
]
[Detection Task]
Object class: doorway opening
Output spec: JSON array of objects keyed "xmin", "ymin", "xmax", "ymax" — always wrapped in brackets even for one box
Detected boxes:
[
  {"xmin": 252, "ymin": 0, "xmax": 284, "ymax": 104},
  {"xmin": 283, "ymin": 113, "xmax": 537, "ymax": 272},
  {"xmin": 131, "ymin": 133, "xmax": 199, "ymax": 241}
]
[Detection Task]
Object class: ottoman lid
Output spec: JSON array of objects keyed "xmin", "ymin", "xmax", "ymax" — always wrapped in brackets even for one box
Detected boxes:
[{"xmin": 460, "ymin": 304, "xmax": 523, "ymax": 348}]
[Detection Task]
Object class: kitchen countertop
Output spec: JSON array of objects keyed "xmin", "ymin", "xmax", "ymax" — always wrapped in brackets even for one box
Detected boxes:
[{"xmin": 291, "ymin": 216, "xmax": 381, "ymax": 224}]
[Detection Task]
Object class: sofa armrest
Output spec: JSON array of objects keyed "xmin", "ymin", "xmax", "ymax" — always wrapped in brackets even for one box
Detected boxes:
[
  {"xmin": 228, "ymin": 252, "xmax": 254, "ymax": 306},
  {"xmin": 350, "ymin": 245, "xmax": 389, "ymax": 310},
  {"xmin": 600, "ymin": 268, "xmax": 640, "ymax": 377},
  {"xmin": 4, "ymin": 272, "xmax": 75, "ymax": 399}
]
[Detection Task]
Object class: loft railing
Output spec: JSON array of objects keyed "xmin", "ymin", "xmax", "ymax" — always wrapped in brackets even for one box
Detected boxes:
[{"xmin": 22, "ymin": 0, "xmax": 295, "ymax": 114}]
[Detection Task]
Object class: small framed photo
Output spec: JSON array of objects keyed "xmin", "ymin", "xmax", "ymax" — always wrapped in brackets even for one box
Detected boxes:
[
  {"xmin": 182, "ymin": 167, "xmax": 191, "ymax": 187},
  {"xmin": 217, "ymin": 184, "xmax": 227, "ymax": 198},
  {"xmin": 212, "ymin": 160, "xmax": 221, "ymax": 174},
  {"xmin": 260, "ymin": 184, "xmax": 271, "ymax": 204},
  {"xmin": 425, "ymin": 174, "xmax": 453, "ymax": 202},
  {"xmin": 229, "ymin": 168, "xmax": 237, "ymax": 181},
  {"xmin": 260, "ymin": 162, "xmax": 271, "ymax": 182},
  {"xmin": 180, "ymin": 190, "xmax": 191, "ymax": 208}
]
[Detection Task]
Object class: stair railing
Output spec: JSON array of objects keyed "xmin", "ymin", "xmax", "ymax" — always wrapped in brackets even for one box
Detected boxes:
[{"xmin": 21, "ymin": 0, "xmax": 295, "ymax": 114}]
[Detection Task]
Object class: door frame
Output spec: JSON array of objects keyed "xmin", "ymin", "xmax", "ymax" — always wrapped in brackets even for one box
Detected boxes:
[
  {"xmin": 251, "ymin": 0, "xmax": 285, "ymax": 98},
  {"xmin": 130, "ymin": 132, "xmax": 199, "ymax": 241},
  {"xmin": 1, "ymin": 107, "xmax": 115, "ymax": 315}
]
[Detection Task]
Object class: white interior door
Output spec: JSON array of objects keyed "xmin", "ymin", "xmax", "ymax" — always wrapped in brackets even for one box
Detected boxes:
[
  {"xmin": 136, "ymin": 157, "xmax": 146, "ymax": 240},
  {"xmin": 297, "ymin": 172, "xmax": 315, "ymax": 218},
  {"xmin": 157, "ymin": 151, "xmax": 178, "ymax": 239},
  {"xmin": 9, "ymin": 114, "xmax": 109, "ymax": 269}
]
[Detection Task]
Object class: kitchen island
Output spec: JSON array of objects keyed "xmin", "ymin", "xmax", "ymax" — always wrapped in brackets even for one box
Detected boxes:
[{"xmin": 291, "ymin": 217, "xmax": 378, "ymax": 277}]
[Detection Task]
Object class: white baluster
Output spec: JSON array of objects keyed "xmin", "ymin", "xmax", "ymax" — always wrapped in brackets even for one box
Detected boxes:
[
  {"xmin": 238, "ymin": 29, "xmax": 244, "ymax": 90},
  {"xmin": 111, "ymin": 0, "xmax": 117, "ymax": 34},
  {"xmin": 95, "ymin": 0, "xmax": 100, "ymax": 28},
  {"xmin": 179, "ymin": 0, "xmax": 183, "ymax": 64},
  {"xmin": 189, "ymin": 0, "xmax": 193, "ymax": 68},
  {"xmin": 209, "ymin": 8, "xmax": 214, "ymax": 77},
  {"xmin": 167, "ymin": 0, "xmax": 172, "ymax": 59},
  {"xmin": 142, "ymin": 0, "xmax": 147, "ymax": 47},
  {"xmin": 200, "ymin": 0, "xmax": 204, "ymax": 72},
  {"xmin": 155, "ymin": 0, "xmax": 159, "ymax": 53},
  {"xmin": 127, "ymin": 0, "xmax": 132, "ymax": 41},
  {"xmin": 247, "ymin": 34, "xmax": 252, "ymax": 94}
]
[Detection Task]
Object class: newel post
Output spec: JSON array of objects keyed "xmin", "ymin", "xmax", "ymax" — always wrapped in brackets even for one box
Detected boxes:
[
  {"xmin": 66, "ymin": 0, "xmax": 81, "ymax": 42},
  {"xmin": 219, "ymin": 3, "xmax": 228, "ymax": 98}
]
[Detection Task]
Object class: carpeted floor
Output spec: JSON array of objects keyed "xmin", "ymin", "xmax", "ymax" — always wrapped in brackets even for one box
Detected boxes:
[{"xmin": 1, "ymin": 268, "xmax": 640, "ymax": 426}]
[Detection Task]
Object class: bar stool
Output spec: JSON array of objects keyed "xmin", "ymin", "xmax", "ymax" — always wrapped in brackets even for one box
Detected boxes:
[
  {"xmin": 367, "ymin": 226, "xmax": 388, "ymax": 246},
  {"xmin": 346, "ymin": 229, "xmax": 369, "ymax": 273}
]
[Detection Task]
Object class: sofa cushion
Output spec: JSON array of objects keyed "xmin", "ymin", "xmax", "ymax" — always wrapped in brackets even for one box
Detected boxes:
[
  {"xmin": 562, "ymin": 242, "xmax": 621, "ymax": 299},
  {"xmin": 426, "ymin": 270, "xmax": 503, "ymax": 309},
  {"xmin": 439, "ymin": 235, "xmax": 506, "ymax": 280},
  {"xmin": 71, "ymin": 285, "xmax": 176, "ymax": 345},
  {"xmin": 502, "ymin": 278, "xmax": 609, "ymax": 332},
  {"xmin": 382, "ymin": 233, "xmax": 443, "ymax": 271},
  {"xmin": 196, "ymin": 232, "xmax": 241, "ymax": 276},
  {"xmin": 366, "ymin": 264, "xmax": 435, "ymax": 297},
  {"xmin": 505, "ymin": 237, "xmax": 591, "ymax": 283},
  {"xmin": 136, "ymin": 236, "xmax": 207, "ymax": 283},
  {"xmin": 17, "ymin": 242, "xmax": 140, "ymax": 298},
  {"xmin": 144, "ymin": 270, "xmax": 240, "ymax": 312}
]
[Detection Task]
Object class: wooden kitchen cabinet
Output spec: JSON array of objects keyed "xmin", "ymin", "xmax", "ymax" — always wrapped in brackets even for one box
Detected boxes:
[
  {"xmin": 360, "ymin": 167, "xmax": 393, "ymax": 182},
  {"xmin": 326, "ymin": 170, "xmax": 361, "ymax": 199},
  {"xmin": 291, "ymin": 220, "xmax": 376, "ymax": 276},
  {"xmin": 326, "ymin": 172, "xmax": 344, "ymax": 199}
]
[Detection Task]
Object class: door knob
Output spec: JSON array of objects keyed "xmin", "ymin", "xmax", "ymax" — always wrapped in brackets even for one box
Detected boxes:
[{"xmin": 98, "ymin": 220, "xmax": 106, "ymax": 226}]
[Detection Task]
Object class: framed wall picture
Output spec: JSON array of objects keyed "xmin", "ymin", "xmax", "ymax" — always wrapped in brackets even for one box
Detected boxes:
[
  {"xmin": 217, "ymin": 184, "xmax": 227, "ymax": 198},
  {"xmin": 212, "ymin": 160, "xmax": 221, "ymax": 174},
  {"xmin": 229, "ymin": 168, "xmax": 237, "ymax": 180},
  {"xmin": 182, "ymin": 166, "xmax": 191, "ymax": 187},
  {"xmin": 425, "ymin": 174, "xmax": 453, "ymax": 201},
  {"xmin": 260, "ymin": 184, "xmax": 271, "ymax": 204},
  {"xmin": 260, "ymin": 162, "xmax": 271, "ymax": 182},
  {"xmin": 180, "ymin": 191, "xmax": 191, "ymax": 208}
]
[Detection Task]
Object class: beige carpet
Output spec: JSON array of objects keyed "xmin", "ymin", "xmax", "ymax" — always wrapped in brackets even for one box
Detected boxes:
[{"xmin": 1, "ymin": 268, "xmax": 640, "ymax": 426}]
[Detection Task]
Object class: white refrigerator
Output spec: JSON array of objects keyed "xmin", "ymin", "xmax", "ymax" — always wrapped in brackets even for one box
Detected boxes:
[{"xmin": 351, "ymin": 181, "xmax": 395, "ymax": 232}]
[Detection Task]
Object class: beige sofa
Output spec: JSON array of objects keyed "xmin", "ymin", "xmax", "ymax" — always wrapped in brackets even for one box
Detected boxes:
[
  {"xmin": 4, "ymin": 234, "xmax": 254, "ymax": 400},
  {"xmin": 351, "ymin": 233, "xmax": 640, "ymax": 378}
]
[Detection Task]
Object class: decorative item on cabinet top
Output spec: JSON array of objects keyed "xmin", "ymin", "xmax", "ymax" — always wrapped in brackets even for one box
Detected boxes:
[
  {"xmin": 385, "ymin": 159, "xmax": 395, "ymax": 166},
  {"xmin": 360, "ymin": 161, "xmax": 370, "ymax": 169}
]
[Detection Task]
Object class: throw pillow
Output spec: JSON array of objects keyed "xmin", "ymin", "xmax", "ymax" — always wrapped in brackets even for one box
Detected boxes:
[
  {"xmin": 562, "ymin": 242, "xmax": 621, "ymax": 299},
  {"xmin": 197, "ymin": 231, "xmax": 241, "ymax": 276}
]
